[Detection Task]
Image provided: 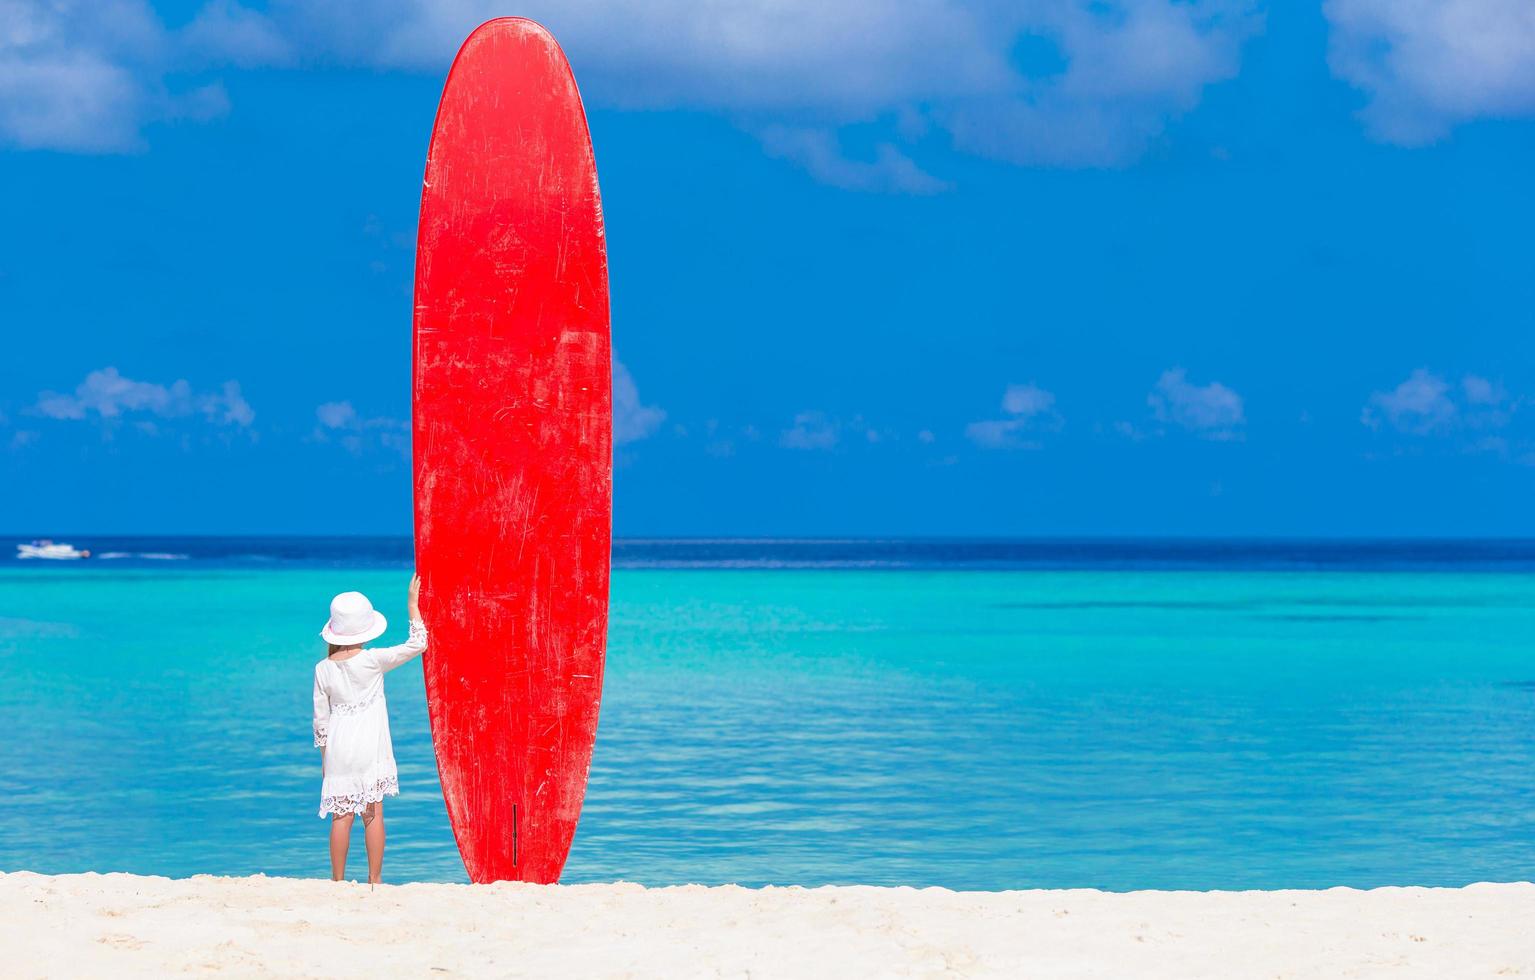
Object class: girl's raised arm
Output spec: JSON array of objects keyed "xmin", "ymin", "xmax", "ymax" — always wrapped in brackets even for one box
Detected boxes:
[{"xmin": 373, "ymin": 572, "xmax": 428, "ymax": 672}]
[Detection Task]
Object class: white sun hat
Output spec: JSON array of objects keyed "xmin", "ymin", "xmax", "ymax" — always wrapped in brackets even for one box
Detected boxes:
[{"xmin": 320, "ymin": 591, "xmax": 388, "ymax": 645}]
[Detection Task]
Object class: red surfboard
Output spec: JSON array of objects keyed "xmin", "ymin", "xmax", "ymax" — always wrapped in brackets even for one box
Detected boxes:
[{"xmin": 412, "ymin": 18, "xmax": 611, "ymax": 885}]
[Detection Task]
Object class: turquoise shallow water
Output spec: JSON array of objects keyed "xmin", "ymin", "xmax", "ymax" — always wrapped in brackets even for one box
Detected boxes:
[{"xmin": 2, "ymin": 564, "xmax": 1533, "ymax": 888}]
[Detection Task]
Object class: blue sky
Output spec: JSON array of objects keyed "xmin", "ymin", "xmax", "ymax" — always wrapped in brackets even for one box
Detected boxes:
[{"xmin": 2, "ymin": 1, "xmax": 1533, "ymax": 536}]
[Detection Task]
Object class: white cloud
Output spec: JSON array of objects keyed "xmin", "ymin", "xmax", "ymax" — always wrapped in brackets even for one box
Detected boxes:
[
  {"xmin": 33, "ymin": 367, "xmax": 254, "ymax": 427},
  {"xmin": 4, "ymin": 0, "xmax": 1262, "ymax": 180},
  {"xmin": 1111, "ymin": 419, "xmax": 1148, "ymax": 441},
  {"xmin": 229, "ymin": 1, "xmax": 1013, "ymax": 110},
  {"xmin": 315, "ymin": 400, "xmax": 358, "ymax": 429},
  {"xmin": 780, "ymin": 410, "xmax": 838, "ymax": 450},
  {"xmin": 0, "ymin": 0, "xmax": 227, "ymax": 151},
  {"xmin": 312, "ymin": 399, "xmax": 407, "ymax": 456},
  {"xmin": 1002, "ymin": 383, "xmax": 1056, "ymax": 416},
  {"xmin": 218, "ymin": 381, "xmax": 256, "ymax": 426},
  {"xmin": 613, "ymin": 360, "xmax": 664, "ymax": 445},
  {"xmin": 758, "ymin": 126, "xmax": 949, "ymax": 194},
  {"xmin": 182, "ymin": 0, "xmax": 296, "ymax": 68},
  {"xmin": 967, "ymin": 382, "xmax": 1060, "ymax": 449},
  {"xmin": 1326, "ymin": 0, "xmax": 1535, "ymax": 144},
  {"xmin": 966, "ymin": 419, "xmax": 1025, "ymax": 449},
  {"xmin": 1462, "ymin": 374, "xmax": 1507, "ymax": 406},
  {"xmin": 1362, "ymin": 368, "xmax": 1456, "ymax": 434},
  {"xmin": 946, "ymin": 0, "xmax": 1261, "ymax": 167},
  {"xmin": 300, "ymin": 0, "xmax": 1261, "ymax": 173},
  {"xmin": 1364, "ymin": 369, "xmax": 1515, "ymax": 436},
  {"xmin": 1148, "ymin": 368, "xmax": 1244, "ymax": 439}
]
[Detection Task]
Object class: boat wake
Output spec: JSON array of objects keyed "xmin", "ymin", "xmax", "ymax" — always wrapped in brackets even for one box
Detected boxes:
[{"xmin": 94, "ymin": 552, "xmax": 191, "ymax": 561}]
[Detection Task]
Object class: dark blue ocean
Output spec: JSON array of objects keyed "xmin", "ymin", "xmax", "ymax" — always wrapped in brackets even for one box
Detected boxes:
[
  {"xmin": 12, "ymin": 534, "xmax": 1535, "ymax": 569},
  {"xmin": 2, "ymin": 537, "xmax": 1533, "ymax": 889}
]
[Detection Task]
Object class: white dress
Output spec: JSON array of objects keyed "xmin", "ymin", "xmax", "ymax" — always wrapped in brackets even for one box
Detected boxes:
[{"xmin": 312, "ymin": 619, "xmax": 428, "ymax": 818}]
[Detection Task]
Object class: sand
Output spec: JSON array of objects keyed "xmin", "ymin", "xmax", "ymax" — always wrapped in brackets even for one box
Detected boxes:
[{"xmin": 1, "ymin": 872, "xmax": 1530, "ymax": 978}]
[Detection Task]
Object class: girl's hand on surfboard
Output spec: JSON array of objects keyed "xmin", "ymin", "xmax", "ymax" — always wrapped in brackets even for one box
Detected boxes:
[{"xmin": 407, "ymin": 572, "xmax": 421, "ymax": 621}]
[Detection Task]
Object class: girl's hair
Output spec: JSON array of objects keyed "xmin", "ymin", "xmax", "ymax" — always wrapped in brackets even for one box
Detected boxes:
[{"xmin": 328, "ymin": 644, "xmax": 343, "ymax": 656}]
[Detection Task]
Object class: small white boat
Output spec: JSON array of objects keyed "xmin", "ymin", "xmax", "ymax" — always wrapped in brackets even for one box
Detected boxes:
[{"xmin": 16, "ymin": 540, "xmax": 91, "ymax": 560}]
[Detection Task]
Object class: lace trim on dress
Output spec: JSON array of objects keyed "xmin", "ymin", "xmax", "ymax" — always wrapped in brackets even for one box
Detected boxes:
[
  {"xmin": 319, "ymin": 775, "xmax": 399, "ymax": 817},
  {"xmin": 408, "ymin": 619, "xmax": 427, "ymax": 643},
  {"xmin": 313, "ymin": 726, "xmax": 328, "ymax": 748},
  {"xmin": 331, "ymin": 690, "xmax": 382, "ymax": 716}
]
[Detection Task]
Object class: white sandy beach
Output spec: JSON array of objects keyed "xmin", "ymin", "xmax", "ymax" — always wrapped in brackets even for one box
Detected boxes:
[{"xmin": 2, "ymin": 872, "xmax": 1531, "ymax": 978}]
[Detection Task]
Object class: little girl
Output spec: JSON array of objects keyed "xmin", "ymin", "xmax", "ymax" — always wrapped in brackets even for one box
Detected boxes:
[{"xmin": 312, "ymin": 573, "xmax": 428, "ymax": 883}]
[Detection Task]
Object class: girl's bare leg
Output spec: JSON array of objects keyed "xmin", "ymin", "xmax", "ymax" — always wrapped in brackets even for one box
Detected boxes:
[
  {"xmin": 363, "ymin": 802, "xmax": 385, "ymax": 884},
  {"xmin": 330, "ymin": 812, "xmax": 354, "ymax": 880}
]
